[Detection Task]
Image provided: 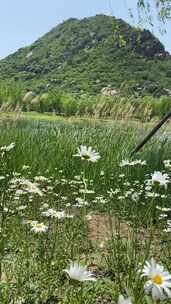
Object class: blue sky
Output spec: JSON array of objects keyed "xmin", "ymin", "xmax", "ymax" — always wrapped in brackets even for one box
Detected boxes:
[{"xmin": 0, "ymin": 0, "xmax": 171, "ymax": 59}]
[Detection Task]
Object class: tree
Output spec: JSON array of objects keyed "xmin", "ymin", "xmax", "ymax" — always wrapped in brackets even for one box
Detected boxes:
[{"xmin": 136, "ymin": 0, "xmax": 171, "ymax": 24}]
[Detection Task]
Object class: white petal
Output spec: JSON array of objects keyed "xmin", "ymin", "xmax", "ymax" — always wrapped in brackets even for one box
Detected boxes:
[{"xmin": 152, "ymin": 285, "xmax": 163, "ymax": 301}]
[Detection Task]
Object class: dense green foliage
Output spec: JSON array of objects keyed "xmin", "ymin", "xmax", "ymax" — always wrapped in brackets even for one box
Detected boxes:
[
  {"xmin": 0, "ymin": 83, "xmax": 171, "ymax": 119},
  {"xmin": 0, "ymin": 15, "xmax": 171, "ymax": 97},
  {"xmin": 137, "ymin": 0, "xmax": 171, "ymax": 23}
]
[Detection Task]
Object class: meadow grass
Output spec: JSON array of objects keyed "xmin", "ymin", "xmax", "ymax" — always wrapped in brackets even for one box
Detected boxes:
[{"xmin": 1, "ymin": 114, "xmax": 171, "ymax": 303}]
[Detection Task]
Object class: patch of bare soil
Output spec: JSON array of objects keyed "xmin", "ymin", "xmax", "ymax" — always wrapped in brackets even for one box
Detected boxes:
[
  {"xmin": 87, "ymin": 213, "xmax": 162, "ymax": 255},
  {"xmin": 88, "ymin": 213, "xmax": 132, "ymax": 246}
]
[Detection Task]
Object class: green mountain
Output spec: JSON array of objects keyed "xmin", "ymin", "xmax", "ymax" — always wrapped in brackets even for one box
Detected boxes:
[{"xmin": 0, "ymin": 14, "xmax": 171, "ymax": 96}]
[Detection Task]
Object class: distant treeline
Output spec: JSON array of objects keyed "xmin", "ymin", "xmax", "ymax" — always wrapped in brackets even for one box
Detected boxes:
[{"xmin": 0, "ymin": 83, "xmax": 171, "ymax": 120}]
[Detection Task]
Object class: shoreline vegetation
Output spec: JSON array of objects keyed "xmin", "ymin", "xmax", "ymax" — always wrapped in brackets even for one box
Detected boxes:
[{"xmin": 0, "ymin": 90, "xmax": 171, "ymax": 121}]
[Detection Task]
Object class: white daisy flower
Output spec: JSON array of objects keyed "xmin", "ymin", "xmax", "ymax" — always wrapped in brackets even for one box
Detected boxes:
[
  {"xmin": 118, "ymin": 295, "xmax": 132, "ymax": 304},
  {"xmin": 161, "ymin": 194, "xmax": 167, "ymax": 199},
  {"xmin": 164, "ymin": 226, "xmax": 171, "ymax": 232},
  {"xmin": 79, "ymin": 189, "xmax": 95, "ymax": 194},
  {"xmin": 86, "ymin": 214, "xmax": 93, "ymax": 221},
  {"xmin": 163, "ymin": 160, "xmax": 171, "ymax": 169},
  {"xmin": 73, "ymin": 145, "xmax": 100, "ymax": 162},
  {"xmin": 15, "ymin": 189, "xmax": 25, "ymax": 195},
  {"xmin": 131, "ymin": 192, "xmax": 139, "ymax": 202},
  {"xmin": 0, "ymin": 142, "xmax": 15, "ymax": 152},
  {"xmin": 22, "ymin": 165, "xmax": 30, "ymax": 170},
  {"xmin": 120, "ymin": 159, "xmax": 146, "ymax": 167},
  {"xmin": 164, "ymin": 220, "xmax": 171, "ymax": 232},
  {"xmin": 131, "ymin": 159, "xmax": 146, "ymax": 166},
  {"xmin": 23, "ymin": 180, "xmax": 43, "ymax": 196},
  {"xmin": 151, "ymin": 171, "xmax": 169, "ymax": 188},
  {"xmin": 145, "ymin": 192, "xmax": 160, "ymax": 198},
  {"xmin": 75, "ymin": 197, "xmax": 89, "ymax": 207},
  {"xmin": 156, "ymin": 206, "xmax": 171, "ymax": 212},
  {"xmin": 64, "ymin": 261, "xmax": 96, "ymax": 282},
  {"xmin": 29, "ymin": 220, "xmax": 38, "ymax": 226},
  {"xmin": 16, "ymin": 297, "xmax": 25, "ymax": 304},
  {"xmin": 42, "ymin": 208, "xmax": 59, "ymax": 218},
  {"xmin": 31, "ymin": 222, "xmax": 48, "ymax": 233},
  {"xmin": 119, "ymin": 174, "xmax": 125, "ymax": 178},
  {"xmin": 142, "ymin": 258, "xmax": 171, "ymax": 301},
  {"xmin": 23, "ymin": 220, "xmax": 38, "ymax": 226},
  {"xmin": 10, "ymin": 178, "xmax": 43, "ymax": 196},
  {"xmin": 159, "ymin": 214, "xmax": 167, "ymax": 219},
  {"xmin": 42, "ymin": 209, "xmax": 74, "ymax": 219},
  {"xmin": 17, "ymin": 205, "xmax": 27, "ymax": 211},
  {"xmin": 34, "ymin": 176, "xmax": 48, "ymax": 182},
  {"xmin": 39, "ymin": 203, "xmax": 49, "ymax": 210},
  {"xmin": 120, "ymin": 160, "xmax": 131, "ymax": 167}
]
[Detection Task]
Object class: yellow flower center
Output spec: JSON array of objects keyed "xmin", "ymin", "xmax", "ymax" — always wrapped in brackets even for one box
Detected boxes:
[
  {"xmin": 36, "ymin": 223, "xmax": 44, "ymax": 229},
  {"xmin": 82, "ymin": 154, "xmax": 90, "ymax": 160},
  {"xmin": 152, "ymin": 275, "xmax": 163, "ymax": 285}
]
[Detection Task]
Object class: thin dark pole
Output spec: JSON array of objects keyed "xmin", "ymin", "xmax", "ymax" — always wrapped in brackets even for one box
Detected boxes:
[{"xmin": 131, "ymin": 110, "xmax": 171, "ymax": 156}]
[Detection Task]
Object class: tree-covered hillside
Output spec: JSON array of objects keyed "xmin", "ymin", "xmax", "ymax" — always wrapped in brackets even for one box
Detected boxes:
[{"xmin": 0, "ymin": 14, "xmax": 171, "ymax": 96}]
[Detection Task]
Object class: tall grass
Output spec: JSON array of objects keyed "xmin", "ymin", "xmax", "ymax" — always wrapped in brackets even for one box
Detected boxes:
[
  {"xmin": 0, "ymin": 116, "xmax": 171, "ymax": 303},
  {"xmin": 0, "ymin": 83, "xmax": 171, "ymax": 120}
]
